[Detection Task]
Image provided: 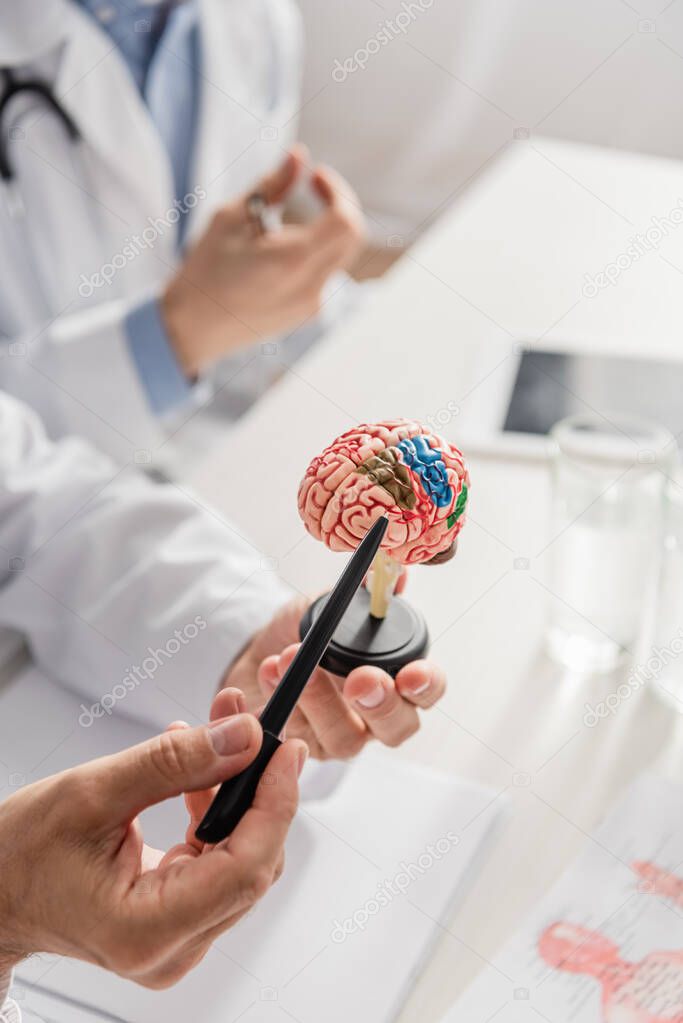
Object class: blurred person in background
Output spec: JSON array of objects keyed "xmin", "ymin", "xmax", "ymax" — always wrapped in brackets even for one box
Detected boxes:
[{"xmin": 0, "ymin": 1, "xmax": 366, "ymax": 467}]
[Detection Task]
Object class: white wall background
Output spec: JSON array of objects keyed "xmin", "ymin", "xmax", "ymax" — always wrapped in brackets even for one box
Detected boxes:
[{"xmin": 296, "ymin": 0, "xmax": 683, "ymax": 240}]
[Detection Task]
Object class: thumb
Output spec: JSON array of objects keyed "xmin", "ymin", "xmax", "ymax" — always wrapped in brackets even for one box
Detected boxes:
[{"xmin": 84, "ymin": 714, "xmax": 263, "ymax": 822}]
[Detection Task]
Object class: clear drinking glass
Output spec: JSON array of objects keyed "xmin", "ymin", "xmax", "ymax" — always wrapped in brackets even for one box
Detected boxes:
[
  {"xmin": 649, "ymin": 473, "xmax": 683, "ymax": 712},
  {"xmin": 545, "ymin": 413, "xmax": 673, "ymax": 673}
]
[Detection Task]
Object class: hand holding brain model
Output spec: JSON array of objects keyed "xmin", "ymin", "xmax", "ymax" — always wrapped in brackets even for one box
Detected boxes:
[{"xmin": 298, "ymin": 419, "xmax": 469, "ymax": 676}]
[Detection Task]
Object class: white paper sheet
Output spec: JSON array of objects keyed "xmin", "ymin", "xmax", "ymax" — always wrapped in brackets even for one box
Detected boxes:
[
  {"xmin": 440, "ymin": 774, "xmax": 683, "ymax": 1022},
  {"xmin": 0, "ymin": 667, "xmax": 506, "ymax": 1023}
]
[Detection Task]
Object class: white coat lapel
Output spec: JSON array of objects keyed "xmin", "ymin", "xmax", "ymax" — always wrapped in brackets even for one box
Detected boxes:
[
  {"xmin": 3, "ymin": 0, "xmax": 178, "ymax": 279},
  {"xmin": 54, "ymin": 4, "xmax": 177, "ymax": 253}
]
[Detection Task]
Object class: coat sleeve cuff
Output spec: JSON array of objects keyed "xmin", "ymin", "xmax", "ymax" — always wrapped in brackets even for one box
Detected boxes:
[
  {"xmin": 0, "ymin": 968, "xmax": 20, "ymax": 1021},
  {"xmin": 125, "ymin": 297, "xmax": 192, "ymax": 416}
]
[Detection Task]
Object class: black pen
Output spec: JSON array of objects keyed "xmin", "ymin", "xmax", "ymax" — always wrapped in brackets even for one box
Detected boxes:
[{"xmin": 195, "ymin": 514, "xmax": 389, "ymax": 844}]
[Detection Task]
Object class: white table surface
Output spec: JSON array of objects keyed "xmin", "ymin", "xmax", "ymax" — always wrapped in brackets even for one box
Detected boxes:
[{"xmin": 186, "ymin": 138, "xmax": 683, "ymax": 1021}]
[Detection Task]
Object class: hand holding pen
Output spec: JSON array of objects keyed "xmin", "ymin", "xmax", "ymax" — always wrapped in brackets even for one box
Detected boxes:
[
  {"xmin": 0, "ymin": 687, "xmax": 306, "ymax": 989},
  {"xmin": 161, "ymin": 145, "xmax": 366, "ymax": 378}
]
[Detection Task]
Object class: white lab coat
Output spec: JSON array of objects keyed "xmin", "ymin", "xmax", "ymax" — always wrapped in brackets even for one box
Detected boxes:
[
  {"xmin": 0, "ymin": 389, "xmax": 290, "ymax": 729},
  {"xmin": 0, "ymin": 0, "xmax": 303, "ymax": 465}
]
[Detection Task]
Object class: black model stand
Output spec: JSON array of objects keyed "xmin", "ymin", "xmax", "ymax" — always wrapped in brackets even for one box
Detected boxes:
[{"xmin": 299, "ymin": 587, "xmax": 429, "ymax": 678}]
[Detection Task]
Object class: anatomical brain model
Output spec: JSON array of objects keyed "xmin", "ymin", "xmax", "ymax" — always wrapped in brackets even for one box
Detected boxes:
[
  {"xmin": 298, "ymin": 419, "xmax": 469, "ymax": 567},
  {"xmin": 298, "ymin": 419, "xmax": 469, "ymax": 651}
]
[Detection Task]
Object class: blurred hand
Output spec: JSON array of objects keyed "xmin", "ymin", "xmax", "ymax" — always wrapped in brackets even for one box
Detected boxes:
[
  {"xmin": 0, "ymin": 693, "xmax": 306, "ymax": 988},
  {"xmin": 223, "ymin": 592, "xmax": 447, "ymax": 760},
  {"xmin": 162, "ymin": 146, "xmax": 366, "ymax": 376}
]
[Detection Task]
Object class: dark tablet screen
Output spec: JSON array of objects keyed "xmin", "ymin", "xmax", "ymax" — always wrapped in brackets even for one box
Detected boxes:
[{"xmin": 504, "ymin": 350, "xmax": 683, "ymax": 440}]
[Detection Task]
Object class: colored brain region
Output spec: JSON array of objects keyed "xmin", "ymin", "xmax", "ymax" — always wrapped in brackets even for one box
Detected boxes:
[{"xmin": 297, "ymin": 419, "xmax": 469, "ymax": 565}]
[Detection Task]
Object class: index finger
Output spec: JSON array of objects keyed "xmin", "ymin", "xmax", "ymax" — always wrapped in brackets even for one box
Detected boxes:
[{"xmin": 308, "ymin": 164, "xmax": 366, "ymax": 246}]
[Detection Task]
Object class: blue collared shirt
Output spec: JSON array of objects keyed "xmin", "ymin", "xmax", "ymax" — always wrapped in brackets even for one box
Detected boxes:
[{"xmin": 78, "ymin": 0, "xmax": 198, "ymax": 415}]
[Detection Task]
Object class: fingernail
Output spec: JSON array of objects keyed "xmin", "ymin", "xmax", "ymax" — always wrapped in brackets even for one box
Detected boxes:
[
  {"xmin": 408, "ymin": 680, "xmax": 430, "ymax": 696},
  {"xmin": 356, "ymin": 683, "xmax": 385, "ymax": 709},
  {"xmin": 209, "ymin": 716, "xmax": 251, "ymax": 755},
  {"xmin": 296, "ymin": 745, "xmax": 308, "ymax": 778}
]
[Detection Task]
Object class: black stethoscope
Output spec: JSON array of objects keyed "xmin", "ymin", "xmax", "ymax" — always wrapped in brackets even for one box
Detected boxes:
[{"xmin": 0, "ymin": 67, "xmax": 81, "ymax": 183}]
